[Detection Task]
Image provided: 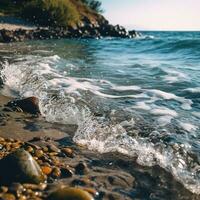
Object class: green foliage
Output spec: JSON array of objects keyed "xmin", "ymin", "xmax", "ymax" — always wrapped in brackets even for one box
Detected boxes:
[
  {"xmin": 21, "ymin": 0, "xmax": 80, "ymax": 27},
  {"xmin": 81, "ymin": 0, "xmax": 103, "ymax": 13}
]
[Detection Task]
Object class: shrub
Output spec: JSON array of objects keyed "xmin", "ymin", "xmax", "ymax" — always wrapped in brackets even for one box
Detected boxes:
[
  {"xmin": 80, "ymin": 0, "xmax": 102, "ymax": 13},
  {"xmin": 21, "ymin": 0, "xmax": 80, "ymax": 27}
]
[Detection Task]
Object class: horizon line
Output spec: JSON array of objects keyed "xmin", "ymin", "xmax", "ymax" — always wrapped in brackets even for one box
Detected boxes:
[{"xmin": 136, "ymin": 29, "xmax": 200, "ymax": 32}]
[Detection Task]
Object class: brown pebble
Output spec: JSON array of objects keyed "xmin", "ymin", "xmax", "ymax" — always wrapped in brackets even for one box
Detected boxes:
[
  {"xmin": 37, "ymin": 159, "xmax": 43, "ymax": 165},
  {"xmin": 24, "ymin": 146, "xmax": 34, "ymax": 153},
  {"xmin": 48, "ymin": 152, "xmax": 58, "ymax": 156},
  {"xmin": 47, "ymin": 144, "xmax": 60, "ymax": 153},
  {"xmin": 23, "ymin": 183, "xmax": 39, "ymax": 190},
  {"xmin": 62, "ymin": 147, "xmax": 73, "ymax": 157},
  {"xmin": 51, "ymin": 167, "xmax": 61, "ymax": 178},
  {"xmin": 35, "ymin": 150, "xmax": 43, "ymax": 158},
  {"xmin": 18, "ymin": 195, "xmax": 27, "ymax": 200},
  {"xmin": 41, "ymin": 166, "xmax": 52, "ymax": 175},
  {"xmin": 75, "ymin": 162, "xmax": 89, "ymax": 175},
  {"xmin": 83, "ymin": 188, "xmax": 98, "ymax": 197},
  {"xmin": 11, "ymin": 142, "xmax": 21, "ymax": 149},
  {"xmin": 0, "ymin": 193, "xmax": 16, "ymax": 200},
  {"xmin": 42, "ymin": 146, "xmax": 48, "ymax": 152},
  {"xmin": 49, "ymin": 156, "xmax": 60, "ymax": 165},
  {"xmin": 39, "ymin": 183, "xmax": 47, "ymax": 191},
  {"xmin": 48, "ymin": 187, "xmax": 93, "ymax": 200},
  {"xmin": 0, "ymin": 186, "xmax": 8, "ymax": 193}
]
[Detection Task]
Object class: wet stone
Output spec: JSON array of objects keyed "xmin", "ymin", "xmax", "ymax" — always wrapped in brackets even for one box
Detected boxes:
[
  {"xmin": 0, "ymin": 193, "xmax": 16, "ymax": 200},
  {"xmin": 75, "ymin": 162, "xmax": 89, "ymax": 175},
  {"xmin": 62, "ymin": 147, "xmax": 74, "ymax": 158},
  {"xmin": 61, "ymin": 168, "xmax": 73, "ymax": 178},
  {"xmin": 34, "ymin": 149, "xmax": 44, "ymax": 158},
  {"xmin": 41, "ymin": 166, "xmax": 52, "ymax": 175},
  {"xmin": 48, "ymin": 187, "xmax": 94, "ymax": 200},
  {"xmin": 0, "ymin": 186, "xmax": 8, "ymax": 193},
  {"xmin": 47, "ymin": 144, "xmax": 61, "ymax": 153},
  {"xmin": 6, "ymin": 97, "xmax": 40, "ymax": 115},
  {"xmin": 0, "ymin": 149, "xmax": 46, "ymax": 184},
  {"xmin": 51, "ymin": 167, "xmax": 61, "ymax": 178}
]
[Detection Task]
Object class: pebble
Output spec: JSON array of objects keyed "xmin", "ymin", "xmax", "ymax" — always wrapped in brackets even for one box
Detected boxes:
[
  {"xmin": 75, "ymin": 162, "xmax": 89, "ymax": 175},
  {"xmin": 48, "ymin": 187, "xmax": 94, "ymax": 200},
  {"xmin": 0, "ymin": 193, "xmax": 16, "ymax": 200},
  {"xmin": 62, "ymin": 147, "xmax": 74, "ymax": 158},
  {"xmin": 41, "ymin": 166, "xmax": 52, "ymax": 175},
  {"xmin": 51, "ymin": 167, "xmax": 61, "ymax": 178},
  {"xmin": 24, "ymin": 146, "xmax": 34, "ymax": 153},
  {"xmin": 47, "ymin": 144, "xmax": 60, "ymax": 153},
  {"xmin": 0, "ymin": 186, "xmax": 8, "ymax": 193},
  {"xmin": 34, "ymin": 149, "xmax": 43, "ymax": 158},
  {"xmin": 61, "ymin": 168, "xmax": 73, "ymax": 178}
]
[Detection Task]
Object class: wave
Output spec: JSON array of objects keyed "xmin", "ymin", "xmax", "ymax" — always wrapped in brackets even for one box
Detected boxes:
[
  {"xmin": 136, "ymin": 34, "xmax": 200, "ymax": 57},
  {"xmin": 0, "ymin": 55, "xmax": 200, "ymax": 194}
]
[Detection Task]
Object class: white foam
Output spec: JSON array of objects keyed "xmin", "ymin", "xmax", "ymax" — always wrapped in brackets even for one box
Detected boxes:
[
  {"xmin": 148, "ymin": 89, "xmax": 177, "ymax": 100},
  {"xmin": 179, "ymin": 122, "xmax": 198, "ymax": 132},
  {"xmin": 132, "ymin": 102, "xmax": 151, "ymax": 111},
  {"xmin": 157, "ymin": 115, "xmax": 174, "ymax": 126},
  {"xmin": 163, "ymin": 69, "xmax": 188, "ymax": 83},
  {"xmin": 150, "ymin": 107, "xmax": 178, "ymax": 117},
  {"xmin": 184, "ymin": 87, "xmax": 200, "ymax": 93},
  {"xmin": 192, "ymin": 111, "xmax": 200, "ymax": 118},
  {"xmin": 74, "ymin": 119, "xmax": 200, "ymax": 194},
  {"xmin": 147, "ymin": 89, "xmax": 192, "ymax": 110},
  {"xmin": 112, "ymin": 85, "xmax": 141, "ymax": 91},
  {"xmin": 163, "ymin": 76, "xmax": 179, "ymax": 83}
]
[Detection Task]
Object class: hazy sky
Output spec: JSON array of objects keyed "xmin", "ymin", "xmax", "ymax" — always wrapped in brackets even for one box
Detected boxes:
[{"xmin": 100, "ymin": 0, "xmax": 200, "ymax": 31}]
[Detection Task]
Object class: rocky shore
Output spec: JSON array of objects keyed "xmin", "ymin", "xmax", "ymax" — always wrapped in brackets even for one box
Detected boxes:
[
  {"xmin": 0, "ymin": 95, "xmax": 199, "ymax": 200},
  {"xmin": 0, "ymin": 20, "xmax": 137, "ymax": 43}
]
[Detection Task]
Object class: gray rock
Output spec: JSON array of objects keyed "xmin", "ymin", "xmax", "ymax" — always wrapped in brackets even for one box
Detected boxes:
[{"xmin": 0, "ymin": 149, "xmax": 46, "ymax": 184}]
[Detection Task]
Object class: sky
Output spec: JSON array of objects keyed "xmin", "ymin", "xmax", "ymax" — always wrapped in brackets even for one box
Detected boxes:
[{"xmin": 100, "ymin": 0, "xmax": 200, "ymax": 31}]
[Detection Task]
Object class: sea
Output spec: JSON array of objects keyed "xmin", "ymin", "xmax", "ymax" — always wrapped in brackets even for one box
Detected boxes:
[{"xmin": 0, "ymin": 31, "xmax": 200, "ymax": 196}]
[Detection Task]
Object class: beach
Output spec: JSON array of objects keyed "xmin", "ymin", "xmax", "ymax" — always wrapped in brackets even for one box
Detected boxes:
[{"xmin": 1, "ymin": 30, "xmax": 200, "ymax": 199}]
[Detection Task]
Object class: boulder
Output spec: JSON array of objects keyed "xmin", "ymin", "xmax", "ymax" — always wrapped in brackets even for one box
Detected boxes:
[
  {"xmin": 128, "ymin": 30, "xmax": 137, "ymax": 38},
  {"xmin": 6, "ymin": 96, "xmax": 40, "ymax": 114}
]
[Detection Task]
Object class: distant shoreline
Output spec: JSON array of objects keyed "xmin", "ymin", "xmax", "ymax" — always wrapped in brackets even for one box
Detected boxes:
[{"xmin": 0, "ymin": 15, "xmax": 137, "ymax": 43}]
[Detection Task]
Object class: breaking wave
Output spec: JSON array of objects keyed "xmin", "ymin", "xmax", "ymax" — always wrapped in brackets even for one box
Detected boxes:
[{"xmin": 0, "ymin": 52, "xmax": 200, "ymax": 194}]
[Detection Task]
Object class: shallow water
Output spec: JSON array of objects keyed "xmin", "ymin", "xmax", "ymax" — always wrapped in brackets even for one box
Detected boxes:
[{"xmin": 0, "ymin": 31, "xmax": 200, "ymax": 195}]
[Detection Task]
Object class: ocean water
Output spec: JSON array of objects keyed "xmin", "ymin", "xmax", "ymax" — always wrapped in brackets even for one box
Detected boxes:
[{"xmin": 0, "ymin": 31, "xmax": 200, "ymax": 194}]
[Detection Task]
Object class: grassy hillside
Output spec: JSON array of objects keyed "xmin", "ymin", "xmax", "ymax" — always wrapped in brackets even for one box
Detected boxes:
[{"xmin": 0, "ymin": 0, "xmax": 105, "ymax": 28}]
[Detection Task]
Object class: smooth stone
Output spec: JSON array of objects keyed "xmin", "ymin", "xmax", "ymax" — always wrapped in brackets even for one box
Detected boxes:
[
  {"xmin": 47, "ymin": 144, "xmax": 60, "ymax": 153},
  {"xmin": 75, "ymin": 162, "xmax": 89, "ymax": 175},
  {"xmin": 51, "ymin": 167, "xmax": 61, "ymax": 178},
  {"xmin": 0, "ymin": 193, "xmax": 16, "ymax": 200},
  {"xmin": 41, "ymin": 166, "xmax": 52, "ymax": 175},
  {"xmin": 6, "ymin": 97, "xmax": 40, "ymax": 114},
  {"xmin": 48, "ymin": 187, "xmax": 94, "ymax": 200},
  {"xmin": 0, "ymin": 149, "xmax": 46, "ymax": 184},
  {"xmin": 61, "ymin": 147, "xmax": 73, "ymax": 158}
]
